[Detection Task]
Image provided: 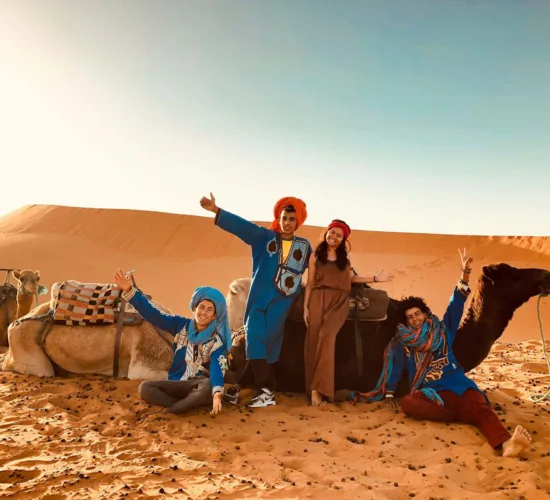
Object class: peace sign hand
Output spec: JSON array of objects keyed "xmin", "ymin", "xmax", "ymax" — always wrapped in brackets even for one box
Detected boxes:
[
  {"xmin": 458, "ymin": 248, "xmax": 473, "ymax": 272},
  {"xmin": 200, "ymin": 192, "xmax": 219, "ymax": 213}
]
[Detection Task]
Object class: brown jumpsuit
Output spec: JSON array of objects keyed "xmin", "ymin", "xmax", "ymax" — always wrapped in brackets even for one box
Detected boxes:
[{"xmin": 304, "ymin": 259, "xmax": 351, "ymax": 401}]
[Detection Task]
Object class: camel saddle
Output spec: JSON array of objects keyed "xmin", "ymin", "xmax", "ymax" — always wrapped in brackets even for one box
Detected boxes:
[
  {"xmin": 50, "ymin": 280, "xmax": 143, "ymax": 327},
  {"xmin": 288, "ymin": 284, "xmax": 389, "ymax": 322}
]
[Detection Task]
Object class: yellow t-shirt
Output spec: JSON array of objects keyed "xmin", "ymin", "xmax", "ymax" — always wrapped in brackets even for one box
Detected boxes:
[{"xmin": 281, "ymin": 239, "xmax": 292, "ymax": 262}]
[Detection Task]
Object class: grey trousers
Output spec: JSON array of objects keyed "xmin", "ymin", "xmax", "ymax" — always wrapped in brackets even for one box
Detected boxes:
[{"xmin": 138, "ymin": 377, "xmax": 213, "ymax": 414}]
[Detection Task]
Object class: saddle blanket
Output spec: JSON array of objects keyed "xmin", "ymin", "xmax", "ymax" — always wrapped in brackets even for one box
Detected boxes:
[{"xmin": 51, "ymin": 280, "xmax": 128, "ymax": 326}]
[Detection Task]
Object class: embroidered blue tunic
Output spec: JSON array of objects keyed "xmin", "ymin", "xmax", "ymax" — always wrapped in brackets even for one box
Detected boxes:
[
  {"xmin": 386, "ymin": 285, "xmax": 485, "ymax": 399},
  {"xmin": 215, "ymin": 209, "xmax": 313, "ymax": 363},
  {"xmin": 123, "ymin": 287, "xmax": 227, "ymax": 396}
]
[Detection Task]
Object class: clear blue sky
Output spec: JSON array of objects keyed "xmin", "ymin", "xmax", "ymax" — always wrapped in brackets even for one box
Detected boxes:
[{"xmin": 1, "ymin": 0, "xmax": 549, "ymax": 235}]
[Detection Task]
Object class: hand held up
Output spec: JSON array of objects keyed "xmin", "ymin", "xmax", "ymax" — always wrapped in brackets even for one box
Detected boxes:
[
  {"xmin": 200, "ymin": 192, "xmax": 219, "ymax": 214},
  {"xmin": 113, "ymin": 268, "xmax": 133, "ymax": 293}
]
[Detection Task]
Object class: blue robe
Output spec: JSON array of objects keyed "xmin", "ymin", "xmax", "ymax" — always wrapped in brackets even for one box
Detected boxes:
[
  {"xmin": 124, "ymin": 288, "xmax": 227, "ymax": 395},
  {"xmin": 386, "ymin": 286, "xmax": 486, "ymax": 400},
  {"xmin": 215, "ymin": 209, "xmax": 312, "ymax": 363}
]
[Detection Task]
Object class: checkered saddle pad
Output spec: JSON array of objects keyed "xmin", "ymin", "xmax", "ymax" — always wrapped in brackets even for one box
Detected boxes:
[{"xmin": 51, "ymin": 280, "xmax": 128, "ymax": 326}]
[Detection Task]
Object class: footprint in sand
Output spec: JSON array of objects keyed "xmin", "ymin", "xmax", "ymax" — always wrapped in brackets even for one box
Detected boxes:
[
  {"xmin": 32, "ymin": 423, "xmax": 62, "ymax": 436},
  {"xmin": 0, "ymin": 451, "xmax": 37, "ymax": 468},
  {"xmin": 521, "ymin": 362, "xmax": 549, "ymax": 374},
  {"xmin": 0, "ymin": 468, "xmax": 41, "ymax": 484},
  {"xmin": 8, "ymin": 457, "xmax": 56, "ymax": 468},
  {"xmin": 0, "ymin": 417, "xmax": 36, "ymax": 427},
  {"xmin": 492, "ymin": 345, "xmax": 510, "ymax": 352},
  {"xmin": 498, "ymin": 388, "xmax": 523, "ymax": 398},
  {"xmin": 225, "ymin": 434, "xmax": 251, "ymax": 444},
  {"xmin": 185, "ymin": 451, "xmax": 208, "ymax": 462},
  {"xmin": 281, "ymin": 459, "xmax": 304, "ymax": 471}
]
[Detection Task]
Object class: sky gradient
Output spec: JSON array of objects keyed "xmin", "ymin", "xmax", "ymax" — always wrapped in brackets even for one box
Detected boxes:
[{"xmin": 1, "ymin": 0, "xmax": 549, "ymax": 236}]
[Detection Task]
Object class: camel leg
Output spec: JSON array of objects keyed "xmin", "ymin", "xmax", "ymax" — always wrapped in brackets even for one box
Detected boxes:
[{"xmin": 3, "ymin": 320, "xmax": 55, "ymax": 377}]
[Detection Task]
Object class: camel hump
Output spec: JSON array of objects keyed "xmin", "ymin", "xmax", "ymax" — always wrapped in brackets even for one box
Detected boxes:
[{"xmin": 228, "ymin": 278, "xmax": 251, "ymax": 296}]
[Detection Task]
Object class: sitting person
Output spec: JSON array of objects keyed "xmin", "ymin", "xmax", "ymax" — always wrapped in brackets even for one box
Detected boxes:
[
  {"xmin": 303, "ymin": 219, "xmax": 394, "ymax": 406},
  {"xmin": 354, "ymin": 249, "xmax": 532, "ymax": 458},
  {"xmin": 113, "ymin": 269, "xmax": 231, "ymax": 416}
]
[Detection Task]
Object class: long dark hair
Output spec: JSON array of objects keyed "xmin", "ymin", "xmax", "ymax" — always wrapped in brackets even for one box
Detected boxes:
[{"xmin": 314, "ymin": 220, "xmax": 351, "ymax": 271}]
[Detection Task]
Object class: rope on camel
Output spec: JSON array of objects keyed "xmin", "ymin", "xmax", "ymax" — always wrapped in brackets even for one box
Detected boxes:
[{"xmin": 529, "ymin": 293, "xmax": 550, "ymax": 403}]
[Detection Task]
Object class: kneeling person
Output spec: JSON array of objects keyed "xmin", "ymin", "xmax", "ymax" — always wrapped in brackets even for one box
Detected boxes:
[{"xmin": 113, "ymin": 269, "xmax": 231, "ymax": 415}]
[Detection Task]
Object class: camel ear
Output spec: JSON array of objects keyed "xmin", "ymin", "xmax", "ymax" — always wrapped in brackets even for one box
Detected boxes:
[
  {"xmin": 35, "ymin": 270, "xmax": 40, "ymax": 280},
  {"xmin": 12, "ymin": 270, "xmax": 20, "ymax": 280}
]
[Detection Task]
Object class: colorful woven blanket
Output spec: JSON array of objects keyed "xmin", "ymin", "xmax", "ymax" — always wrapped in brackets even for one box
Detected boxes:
[{"xmin": 51, "ymin": 280, "xmax": 122, "ymax": 326}]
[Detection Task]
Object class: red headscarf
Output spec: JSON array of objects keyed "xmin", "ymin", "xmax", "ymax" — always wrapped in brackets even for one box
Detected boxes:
[
  {"xmin": 269, "ymin": 197, "xmax": 308, "ymax": 232},
  {"xmin": 328, "ymin": 220, "xmax": 351, "ymax": 239}
]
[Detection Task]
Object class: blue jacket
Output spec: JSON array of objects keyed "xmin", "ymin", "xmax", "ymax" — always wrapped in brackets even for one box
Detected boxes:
[
  {"xmin": 124, "ymin": 288, "xmax": 227, "ymax": 396},
  {"xmin": 386, "ymin": 285, "xmax": 484, "ymax": 399}
]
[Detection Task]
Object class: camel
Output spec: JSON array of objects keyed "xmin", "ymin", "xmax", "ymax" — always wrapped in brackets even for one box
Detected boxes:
[
  {"xmin": 1, "ymin": 283, "xmax": 176, "ymax": 380},
  {"xmin": 0, "ymin": 269, "xmax": 43, "ymax": 346},
  {"xmin": 225, "ymin": 263, "xmax": 550, "ymax": 395}
]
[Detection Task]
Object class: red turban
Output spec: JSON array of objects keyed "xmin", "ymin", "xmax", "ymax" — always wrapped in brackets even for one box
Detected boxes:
[
  {"xmin": 269, "ymin": 197, "xmax": 308, "ymax": 232},
  {"xmin": 328, "ymin": 220, "xmax": 351, "ymax": 239}
]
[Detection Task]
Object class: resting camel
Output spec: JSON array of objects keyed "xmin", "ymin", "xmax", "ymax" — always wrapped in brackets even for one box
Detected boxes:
[
  {"xmin": 0, "ymin": 269, "xmax": 42, "ymax": 346},
  {"xmin": 2, "ymin": 283, "xmax": 175, "ymax": 380},
  {"xmin": 225, "ymin": 263, "xmax": 550, "ymax": 395}
]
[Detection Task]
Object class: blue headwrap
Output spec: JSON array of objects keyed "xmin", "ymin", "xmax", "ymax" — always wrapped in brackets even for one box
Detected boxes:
[{"xmin": 186, "ymin": 286, "xmax": 232, "ymax": 354}]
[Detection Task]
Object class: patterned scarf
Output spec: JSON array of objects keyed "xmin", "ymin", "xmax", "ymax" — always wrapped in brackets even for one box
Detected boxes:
[
  {"xmin": 186, "ymin": 286, "xmax": 232, "ymax": 354},
  {"xmin": 353, "ymin": 314, "xmax": 446, "ymax": 406}
]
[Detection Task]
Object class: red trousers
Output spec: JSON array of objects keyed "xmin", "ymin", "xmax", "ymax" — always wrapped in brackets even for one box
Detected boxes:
[{"xmin": 401, "ymin": 388, "xmax": 511, "ymax": 449}]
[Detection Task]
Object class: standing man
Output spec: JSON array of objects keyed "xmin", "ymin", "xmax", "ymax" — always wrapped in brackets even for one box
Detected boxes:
[
  {"xmin": 354, "ymin": 249, "xmax": 532, "ymax": 458},
  {"xmin": 200, "ymin": 193, "xmax": 312, "ymax": 408}
]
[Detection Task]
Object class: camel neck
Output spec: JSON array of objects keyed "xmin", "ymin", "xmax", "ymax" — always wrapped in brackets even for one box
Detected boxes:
[
  {"xmin": 460, "ymin": 280, "xmax": 530, "ymax": 342},
  {"xmin": 16, "ymin": 293, "xmax": 34, "ymax": 319}
]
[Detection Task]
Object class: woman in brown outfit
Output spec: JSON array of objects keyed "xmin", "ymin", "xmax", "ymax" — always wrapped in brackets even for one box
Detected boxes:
[{"xmin": 303, "ymin": 220, "xmax": 394, "ymax": 406}]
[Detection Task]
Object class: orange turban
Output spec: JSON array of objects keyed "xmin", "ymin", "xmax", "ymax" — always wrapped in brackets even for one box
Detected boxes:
[{"xmin": 269, "ymin": 197, "xmax": 308, "ymax": 232}]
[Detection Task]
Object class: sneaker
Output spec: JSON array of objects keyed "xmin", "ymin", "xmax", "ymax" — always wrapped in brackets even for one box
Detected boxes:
[
  {"xmin": 223, "ymin": 385, "xmax": 240, "ymax": 405},
  {"xmin": 246, "ymin": 388, "xmax": 276, "ymax": 408}
]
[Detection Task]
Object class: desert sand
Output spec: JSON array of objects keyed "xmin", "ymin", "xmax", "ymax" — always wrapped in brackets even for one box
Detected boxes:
[{"xmin": 0, "ymin": 204, "xmax": 549, "ymax": 499}]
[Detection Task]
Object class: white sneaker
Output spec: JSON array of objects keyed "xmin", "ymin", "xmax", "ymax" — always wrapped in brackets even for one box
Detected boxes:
[{"xmin": 246, "ymin": 388, "xmax": 276, "ymax": 408}]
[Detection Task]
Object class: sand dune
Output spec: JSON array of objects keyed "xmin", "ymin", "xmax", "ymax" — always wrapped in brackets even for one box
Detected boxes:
[{"xmin": 0, "ymin": 204, "xmax": 550, "ymax": 499}]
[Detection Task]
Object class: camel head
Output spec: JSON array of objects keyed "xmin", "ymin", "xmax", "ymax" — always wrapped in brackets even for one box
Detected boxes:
[
  {"xmin": 481, "ymin": 263, "xmax": 550, "ymax": 304},
  {"xmin": 12, "ymin": 269, "xmax": 41, "ymax": 296}
]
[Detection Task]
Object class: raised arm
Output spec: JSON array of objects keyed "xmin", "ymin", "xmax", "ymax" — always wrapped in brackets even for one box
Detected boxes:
[
  {"xmin": 123, "ymin": 287, "xmax": 189, "ymax": 336},
  {"xmin": 443, "ymin": 249, "xmax": 473, "ymax": 343},
  {"xmin": 200, "ymin": 192, "xmax": 267, "ymax": 248},
  {"xmin": 113, "ymin": 269, "xmax": 188, "ymax": 336}
]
